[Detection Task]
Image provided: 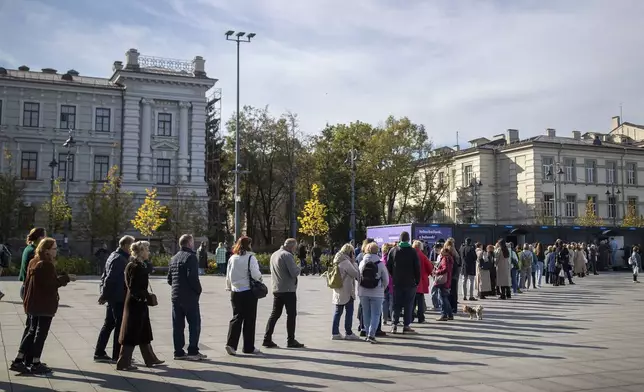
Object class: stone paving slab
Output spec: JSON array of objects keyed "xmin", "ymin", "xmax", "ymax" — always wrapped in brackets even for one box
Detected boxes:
[{"xmin": 1, "ymin": 272, "xmax": 643, "ymax": 391}]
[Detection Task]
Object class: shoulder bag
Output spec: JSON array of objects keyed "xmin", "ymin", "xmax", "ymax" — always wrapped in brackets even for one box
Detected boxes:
[
  {"xmin": 147, "ymin": 281, "xmax": 158, "ymax": 307},
  {"xmin": 247, "ymin": 255, "xmax": 268, "ymax": 299}
]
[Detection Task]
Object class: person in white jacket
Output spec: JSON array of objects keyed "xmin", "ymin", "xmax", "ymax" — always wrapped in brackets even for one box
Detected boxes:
[
  {"xmin": 331, "ymin": 244, "xmax": 361, "ymax": 341},
  {"xmin": 358, "ymin": 242, "xmax": 390, "ymax": 343}
]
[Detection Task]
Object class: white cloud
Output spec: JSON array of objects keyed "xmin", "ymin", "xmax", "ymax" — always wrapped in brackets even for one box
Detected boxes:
[{"xmin": 2, "ymin": 0, "xmax": 644, "ymax": 146}]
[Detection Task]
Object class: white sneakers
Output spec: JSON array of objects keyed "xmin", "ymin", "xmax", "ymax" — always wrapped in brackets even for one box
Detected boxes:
[{"xmin": 331, "ymin": 333, "xmax": 361, "ymax": 341}]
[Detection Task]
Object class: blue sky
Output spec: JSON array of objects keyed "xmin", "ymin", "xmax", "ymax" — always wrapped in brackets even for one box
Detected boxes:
[{"xmin": 1, "ymin": 0, "xmax": 644, "ymax": 147}]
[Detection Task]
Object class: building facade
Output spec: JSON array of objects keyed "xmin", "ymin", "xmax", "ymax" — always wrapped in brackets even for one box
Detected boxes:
[
  {"xmin": 432, "ymin": 117, "xmax": 644, "ymax": 226},
  {"xmin": 0, "ymin": 48, "xmax": 216, "ymax": 232}
]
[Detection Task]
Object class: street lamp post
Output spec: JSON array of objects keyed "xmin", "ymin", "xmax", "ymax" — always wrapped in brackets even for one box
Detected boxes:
[
  {"xmin": 468, "ymin": 176, "xmax": 483, "ymax": 223},
  {"xmin": 345, "ymin": 148, "xmax": 358, "ymax": 243},
  {"xmin": 48, "ymin": 147, "xmax": 58, "ymax": 234},
  {"xmin": 605, "ymin": 184, "xmax": 621, "ymax": 227},
  {"xmin": 546, "ymin": 164, "xmax": 564, "ymax": 226},
  {"xmin": 62, "ymin": 130, "xmax": 76, "ymax": 247},
  {"xmin": 226, "ymin": 30, "xmax": 256, "ymax": 241}
]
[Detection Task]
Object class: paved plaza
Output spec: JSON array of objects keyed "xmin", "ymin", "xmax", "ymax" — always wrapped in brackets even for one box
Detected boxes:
[{"xmin": 1, "ymin": 272, "xmax": 643, "ymax": 392}]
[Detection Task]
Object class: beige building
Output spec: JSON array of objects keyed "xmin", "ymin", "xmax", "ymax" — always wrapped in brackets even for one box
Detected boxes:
[{"xmin": 431, "ymin": 117, "xmax": 644, "ymax": 226}]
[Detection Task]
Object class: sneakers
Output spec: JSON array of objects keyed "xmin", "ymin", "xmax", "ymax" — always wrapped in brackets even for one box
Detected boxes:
[
  {"xmin": 359, "ymin": 331, "xmax": 367, "ymax": 337},
  {"xmin": 225, "ymin": 346, "xmax": 237, "ymax": 356},
  {"xmin": 93, "ymin": 354, "xmax": 113, "ymax": 363},
  {"xmin": 468, "ymin": 297, "xmax": 477, "ymax": 301},
  {"xmin": 189, "ymin": 352, "xmax": 207, "ymax": 360},
  {"xmin": 448, "ymin": 315, "xmax": 454, "ymax": 320},
  {"xmin": 262, "ymin": 340, "xmax": 279, "ymax": 349},
  {"xmin": 30, "ymin": 363, "xmax": 53, "ymax": 374},
  {"xmin": 10, "ymin": 361, "xmax": 30, "ymax": 374},
  {"xmin": 116, "ymin": 365, "xmax": 138, "ymax": 372},
  {"xmin": 365, "ymin": 336, "xmax": 377, "ymax": 344},
  {"xmin": 287, "ymin": 340, "xmax": 305, "ymax": 349},
  {"xmin": 436, "ymin": 316, "xmax": 448, "ymax": 321},
  {"xmin": 375, "ymin": 330, "xmax": 387, "ymax": 337},
  {"xmin": 462, "ymin": 297, "xmax": 467, "ymax": 301},
  {"xmin": 331, "ymin": 334, "xmax": 344, "ymax": 340},
  {"xmin": 243, "ymin": 348, "xmax": 261, "ymax": 355},
  {"xmin": 390, "ymin": 325, "xmax": 398, "ymax": 334},
  {"xmin": 344, "ymin": 333, "xmax": 361, "ymax": 341},
  {"xmin": 402, "ymin": 326, "xmax": 417, "ymax": 334}
]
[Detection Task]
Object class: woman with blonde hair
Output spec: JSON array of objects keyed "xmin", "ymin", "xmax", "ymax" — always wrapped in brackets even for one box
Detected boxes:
[
  {"xmin": 358, "ymin": 242, "xmax": 389, "ymax": 343},
  {"xmin": 11, "ymin": 237, "xmax": 74, "ymax": 374},
  {"xmin": 331, "ymin": 243, "xmax": 361, "ymax": 340},
  {"xmin": 116, "ymin": 241, "xmax": 163, "ymax": 371}
]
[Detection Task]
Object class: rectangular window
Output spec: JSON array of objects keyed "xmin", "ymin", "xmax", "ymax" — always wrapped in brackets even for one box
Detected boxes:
[
  {"xmin": 60, "ymin": 105, "xmax": 76, "ymax": 129},
  {"xmin": 565, "ymin": 195, "xmax": 577, "ymax": 218},
  {"xmin": 627, "ymin": 162, "xmax": 637, "ymax": 185},
  {"xmin": 464, "ymin": 165, "xmax": 473, "ymax": 187},
  {"xmin": 542, "ymin": 156, "xmax": 554, "ymax": 180},
  {"xmin": 608, "ymin": 196, "xmax": 617, "ymax": 219},
  {"xmin": 95, "ymin": 108, "xmax": 111, "ymax": 132},
  {"xmin": 628, "ymin": 197, "xmax": 638, "ymax": 216},
  {"xmin": 450, "ymin": 169, "xmax": 456, "ymax": 190},
  {"xmin": 23, "ymin": 102, "xmax": 40, "ymax": 127},
  {"xmin": 587, "ymin": 195, "xmax": 598, "ymax": 215},
  {"xmin": 585, "ymin": 160, "xmax": 596, "ymax": 184},
  {"xmin": 564, "ymin": 158, "xmax": 576, "ymax": 182},
  {"xmin": 158, "ymin": 113, "xmax": 172, "ymax": 136},
  {"xmin": 438, "ymin": 171, "xmax": 444, "ymax": 185},
  {"xmin": 94, "ymin": 155, "xmax": 110, "ymax": 181},
  {"xmin": 606, "ymin": 161, "xmax": 616, "ymax": 185},
  {"xmin": 543, "ymin": 193, "xmax": 554, "ymax": 217},
  {"xmin": 57, "ymin": 153, "xmax": 74, "ymax": 181},
  {"xmin": 21, "ymin": 152, "xmax": 38, "ymax": 180},
  {"xmin": 156, "ymin": 159, "xmax": 171, "ymax": 185}
]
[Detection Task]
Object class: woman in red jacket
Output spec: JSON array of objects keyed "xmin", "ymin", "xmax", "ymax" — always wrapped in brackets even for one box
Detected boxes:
[
  {"xmin": 433, "ymin": 243, "xmax": 454, "ymax": 321},
  {"xmin": 412, "ymin": 241, "xmax": 433, "ymax": 323}
]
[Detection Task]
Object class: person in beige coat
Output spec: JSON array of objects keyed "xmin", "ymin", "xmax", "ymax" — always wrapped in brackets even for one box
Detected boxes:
[
  {"xmin": 331, "ymin": 244, "xmax": 361, "ymax": 340},
  {"xmin": 572, "ymin": 244, "xmax": 586, "ymax": 277}
]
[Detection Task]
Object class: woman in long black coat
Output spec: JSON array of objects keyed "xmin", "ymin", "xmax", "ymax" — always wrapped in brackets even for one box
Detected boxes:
[{"xmin": 116, "ymin": 241, "xmax": 163, "ymax": 371}]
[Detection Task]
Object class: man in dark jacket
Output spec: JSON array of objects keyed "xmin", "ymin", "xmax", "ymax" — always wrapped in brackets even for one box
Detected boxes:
[
  {"xmin": 297, "ymin": 241, "xmax": 308, "ymax": 275},
  {"xmin": 460, "ymin": 238, "xmax": 478, "ymax": 301},
  {"xmin": 387, "ymin": 231, "xmax": 420, "ymax": 334},
  {"xmin": 94, "ymin": 235, "xmax": 134, "ymax": 362},
  {"xmin": 311, "ymin": 242, "xmax": 322, "ymax": 275},
  {"xmin": 168, "ymin": 234, "xmax": 204, "ymax": 360},
  {"xmin": 197, "ymin": 241, "xmax": 208, "ymax": 275}
]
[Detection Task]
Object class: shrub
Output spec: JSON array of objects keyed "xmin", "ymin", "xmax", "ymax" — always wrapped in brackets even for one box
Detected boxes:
[
  {"xmin": 151, "ymin": 254, "xmax": 172, "ymax": 267},
  {"xmin": 55, "ymin": 256, "xmax": 94, "ymax": 275}
]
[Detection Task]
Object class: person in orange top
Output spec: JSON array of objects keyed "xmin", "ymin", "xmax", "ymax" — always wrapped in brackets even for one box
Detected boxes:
[{"xmin": 412, "ymin": 241, "xmax": 433, "ymax": 323}]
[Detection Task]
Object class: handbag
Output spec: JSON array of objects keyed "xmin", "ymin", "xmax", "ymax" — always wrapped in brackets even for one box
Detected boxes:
[
  {"xmin": 434, "ymin": 273, "xmax": 448, "ymax": 285},
  {"xmin": 247, "ymin": 255, "xmax": 268, "ymax": 299},
  {"xmin": 147, "ymin": 282, "xmax": 158, "ymax": 307}
]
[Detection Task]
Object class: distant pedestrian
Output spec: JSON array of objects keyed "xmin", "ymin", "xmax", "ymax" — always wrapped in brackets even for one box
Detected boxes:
[
  {"xmin": 297, "ymin": 241, "xmax": 308, "ymax": 275},
  {"xmin": 197, "ymin": 241, "xmax": 208, "ymax": 275},
  {"xmin": 629, "ymin": 246, "xmax": 641, "ymax": 283},
  {"xmin": 94, "ymin": 243, "xmax": 110, "ymax": 275},
  {"xmin": 460, "ymin": 238, "xmax": 477, "ymax": 301},
  {"xmin": 225, "ymin": 236, "xmax": 263, "ymax": 355},
  {"xmin": 94, "ymin": 235, "xmax": 135, "ymax": 363},
  {"xmin": 168, "ymin": 235, "xmax": 205, "ymax": 360},
  {"xmin": 263, "ymin": 238, "xmax": 305, "ymax": 349},
  {"xmin": 0, "ymin": 243, "xmax": 11, "ymax": 301},
  {"xmin": 215, "ymin": 242, "xmax": 227, "ymax": 275},
  {"xmin": 20, "ymin": 228, "xmax": 46, "ymax": 300},
  {"xmin": 311, "ymin": 242, "xmax": 322, "ymax": 275}
]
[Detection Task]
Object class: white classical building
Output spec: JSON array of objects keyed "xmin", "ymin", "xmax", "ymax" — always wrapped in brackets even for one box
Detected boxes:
[
  {"xmin": 0, "ymin": 48, "xmax": 216, "ymax": 229},
  {"xmin": 432, "ymin": 117, "xmax": 644, "ymax": 226}
]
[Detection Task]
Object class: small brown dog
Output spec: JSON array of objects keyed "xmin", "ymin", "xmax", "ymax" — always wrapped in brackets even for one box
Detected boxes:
[{"xmin": 462, "ymin": 305, "xmax": 484, "ymax": 320}]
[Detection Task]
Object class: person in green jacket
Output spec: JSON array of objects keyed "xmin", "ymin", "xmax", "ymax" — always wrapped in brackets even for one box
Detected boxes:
[{"xmin": 20, "ymin": 228, "xmax": 46, "ymax": 298}]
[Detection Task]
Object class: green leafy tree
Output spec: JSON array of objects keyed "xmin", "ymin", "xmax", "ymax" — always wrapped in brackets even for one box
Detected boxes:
[
  {"xmin": 0, "ymin": 148, "xmax": 25, "ymax": 241},
  {"xmin": 575, "ymin": 198, "xmax": 603, "ymax": 226},
  {"xmin": 298, "ymin": 183, "xmax": 329, "ymax": 243},
  {"xmin": 75, "ymin": 181, "xmax": 104, "ymax": 254},
  {"xmin": 41, "ymin": 178, "xmax": 72, "ymax": 234},
  {"xmin": 161, "ymin": 186, "xmax": 208, "ymax": 249},
  {"xmin": 99, "ymin": 166, "xmax": 135, "ymax": 248},
  {"xmin": 621, "ymin": 204, "xmax": 644, "ymax": 227},
  {"xmin": 132, "ymin": 188, "xmax": 166, "ymax": 240}
]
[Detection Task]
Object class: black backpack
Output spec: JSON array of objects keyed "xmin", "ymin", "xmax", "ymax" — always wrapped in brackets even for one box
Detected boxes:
[{"xmin": 360, "ymin": 260, "xmax": 381, "ymax": 289}]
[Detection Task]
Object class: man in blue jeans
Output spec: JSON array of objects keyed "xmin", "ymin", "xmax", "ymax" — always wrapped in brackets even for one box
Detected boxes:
[
  {"xmin": 386, "ymin": 231, "xmax": 420, "ymax": 334},
  {"xmin": 168, "ymin": 234, "xmax": 205, "ymax": 361}
]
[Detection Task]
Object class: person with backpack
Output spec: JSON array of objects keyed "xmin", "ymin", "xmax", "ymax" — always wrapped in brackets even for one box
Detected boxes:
[
  {"xmin": 358, "ymin": 242, "xmax": 389, "ymax": 343},
  {"xmin": 519, "ymin": 244, "xmax": 533, "ymax": 290},
  {"xmin": 459, "ymin": 238, "xmax": 477, "ymax": 302},
  {"xmin": 0, "ymin": 243, "xmax": 11, "ymax": 301},
  {"xmin": 629, "ymin": 246, "xmax": 641, "ymax": 283},
  {"xmin": 386, "ymin": 231, "xmax": 420, "ymax": 334},
  {"xmin": 330, "ymin": 244, "xmax": 361, "ymax": 340}
]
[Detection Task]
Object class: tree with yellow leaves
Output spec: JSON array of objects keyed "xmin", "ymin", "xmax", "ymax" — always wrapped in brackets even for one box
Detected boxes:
[
  {"xmin": 132, "ymin": 188, "xmax": 167, "ymax": 240},
  {"xmin": 575, "ymin": 197, "xmax": 603, "ymax": 227},
  {"xmin": 42, "ymin": 178, "xmax": 72, "ymax": 234},
  {"xmin": 297, "ymin": 183, "xmax": 329, "ymax": 243},
  {"xmin": 621, "ymin": 204, "xmax": 644, "ymax": 227}
]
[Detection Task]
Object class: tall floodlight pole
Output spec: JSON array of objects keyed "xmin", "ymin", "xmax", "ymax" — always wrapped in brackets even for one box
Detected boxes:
[
  {"xmin": 226, "ymin": 30, "xmax": 256, "ymax": 241},
  {"xmin": 62, "ymin": 130, "xmax": 76, "ymax": 247},
  {"xmin": 48, "ymin": 146, "xmax": 58, "ymax": 234},
  {"xmin": 345, "ymin": 149, "xmax": 358, "ymax": 243}
]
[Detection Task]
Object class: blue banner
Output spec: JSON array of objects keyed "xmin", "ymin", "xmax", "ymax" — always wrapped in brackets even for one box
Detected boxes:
[
  {"xmin": 367, "ymin": 225, "xmax": 413, "ymax": 246},
  {"xmin": 414, "ymin": 226, "xmax": 452, "ymax": 245}
]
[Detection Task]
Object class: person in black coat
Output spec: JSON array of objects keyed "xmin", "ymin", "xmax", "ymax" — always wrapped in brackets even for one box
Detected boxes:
[
  {"xmin": 94, "ymin": 236, "xmax": 134, "ymax": 362},
  {"xmin": 116, "ymin": 241, "xmax": 163, "ymax": 371},
  {"xmin": 459, "ymin": 238, "xmax": 477, "ymax": 301},
  {"xmin": 386, "ymin": 231, "xmax": 420, "ymax": 334},
  {"xmin": 167, "ymin": 234, "xmax": 204, "ymax": 360}
]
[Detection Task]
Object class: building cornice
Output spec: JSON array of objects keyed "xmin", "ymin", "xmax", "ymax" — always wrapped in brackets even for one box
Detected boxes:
[{"xmin": 110, "ymin": 70, "xmax": 216, "ymax": 89}]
